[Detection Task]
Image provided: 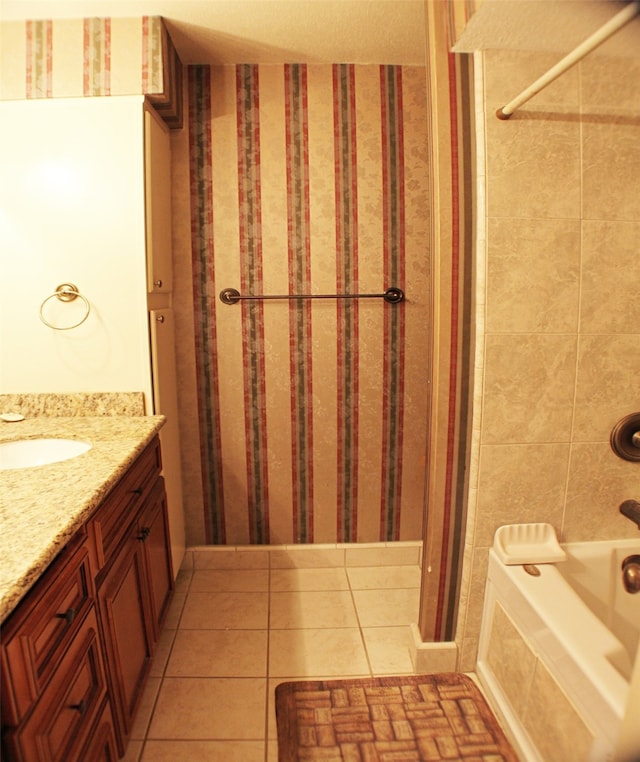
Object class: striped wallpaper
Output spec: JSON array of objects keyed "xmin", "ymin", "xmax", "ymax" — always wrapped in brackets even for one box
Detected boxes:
[
  {"xmin": 1, "ymin": 16, "xmax": 166, "ymax": 100},
  {"xmin": 189, "ymin": 63, "xmax": 430, "ymax": 546}
]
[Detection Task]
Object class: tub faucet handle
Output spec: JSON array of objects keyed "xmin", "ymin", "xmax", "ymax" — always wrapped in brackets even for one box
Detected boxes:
[
  {"xmin": 620, "ymin": 499, "xmax": 640, "ymax": 529},
  {"xmin": 622, "ymin": 555, "xmax": 640, "ymax": 594}
]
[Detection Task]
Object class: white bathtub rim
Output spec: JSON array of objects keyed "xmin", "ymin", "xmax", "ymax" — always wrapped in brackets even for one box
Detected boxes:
[{"xmin": 486, "ymin": 546, "xmax": 632, "ymax": 741}]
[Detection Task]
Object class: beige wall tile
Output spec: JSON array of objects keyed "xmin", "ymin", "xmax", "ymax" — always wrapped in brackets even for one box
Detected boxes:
[
  {"xmin": 582, "ymin": 120, "xmax": 640, "ymax": 222},
  {"xmin": 481, "ymin": 335, "xmax": 577, "ymax": 444},
  {"xmin": 484, "ymin": 50, "xmax": 579, "ymax": 110},
  {"xmin": 270, "ymin": 546, "xmax": 345, "ymax": 568},
  {"xmin": 458, "ymin": 636, "xmax": 480, "ymax": 674},
  {"xmin": 485, "ymin": 116, "xmax": 581, "ymax": 219},
  {"xmin": 346, "ymin": 565, "xmax": 421, "ymax": 590},
  {"xmin": 460, "ymin": 547, "xmax": 490, "ymax": 645},
  {"xmin": 193, "ymin": 548, "xmax": 270, "ymax": 569},
  {"xmin": 486, "ymin": 604, "xmax": 536, "ymax": 718},
  {"xmin": 580, "ymin": 57, "xmax": 640, "ymax": 112},
  {"xmin": 580, "ymin": 220, "xmax": 640, "ymax": 334},
  {"xmin": 475, "ymin": 444, "xmax": 569, "ymax": 547},
  {"xmin": 563, "ymin": 443, "xmax": 640, "ymax": 541},
  {"xmin": 572, "ymin": 334, "xmax": 640, "ymax": 441},
  {"xmin": 523, "ymin": 661, "xmax": 594, "ymax": 762},
  {"xmin": 486, "ymin": 217, "xmax": 580, "ymax": 333},
  {"xmin": 463, "ymin": 43, "xmax": 640, "ymax": 680},
  {"xmin": 345, "ymin": 543, "xmax": 422, "ymax": 566}
]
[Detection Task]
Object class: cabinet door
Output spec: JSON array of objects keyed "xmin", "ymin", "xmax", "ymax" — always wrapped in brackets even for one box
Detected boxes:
[
  {"xmin": 97, "ymin": 529, "xmax": 153, "ymax": 751},
  {"xmin": 144, "ymin": 106, "xmax": 172, "ymax": 294},
  {"xmin": 138, "ymin": 477, "xmax": 174, "ymax": 642}
]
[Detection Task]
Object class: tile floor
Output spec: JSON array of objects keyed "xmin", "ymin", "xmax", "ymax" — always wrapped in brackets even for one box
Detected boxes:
[{"xmin": 122, "ymin": 543, "xmax": 422, "ymax": 762}]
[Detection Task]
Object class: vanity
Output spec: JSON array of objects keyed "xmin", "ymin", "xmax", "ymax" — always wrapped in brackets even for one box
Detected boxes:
[{"xmin": 0, "ymin": 416, "xmax": 173, "ymax": 761}]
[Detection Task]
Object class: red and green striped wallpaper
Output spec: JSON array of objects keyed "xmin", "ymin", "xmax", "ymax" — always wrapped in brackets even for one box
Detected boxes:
[{"xmin": 188, "ymin": 63, "xmax": 431, "ymax": 545}]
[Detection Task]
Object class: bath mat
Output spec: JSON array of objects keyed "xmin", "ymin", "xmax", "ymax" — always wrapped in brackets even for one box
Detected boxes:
[{"xmin": 275, "ymin": 673, "xmax": 518, "ymax": 761}]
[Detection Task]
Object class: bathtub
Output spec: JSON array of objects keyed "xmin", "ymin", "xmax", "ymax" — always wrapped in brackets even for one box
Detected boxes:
[{"xmin": 477, "ymin": 538, "xmax": 639, "ymax": 762}]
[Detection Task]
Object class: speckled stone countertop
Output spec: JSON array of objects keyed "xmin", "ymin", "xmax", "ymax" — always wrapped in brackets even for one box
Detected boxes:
[{"xmin": 0, "ymin": 415, "xmax": 165, "ymax": 624}]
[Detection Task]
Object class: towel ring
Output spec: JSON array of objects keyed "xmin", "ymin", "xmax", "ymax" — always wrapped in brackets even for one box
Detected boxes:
[{"xmin": 39, "ymin": 283, "xmax": 91, "ymax": 330}]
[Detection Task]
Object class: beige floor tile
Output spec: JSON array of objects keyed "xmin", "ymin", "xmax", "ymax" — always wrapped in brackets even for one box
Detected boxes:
[
  {"xmin": 150, "ymin": 628, "xmax": 177, "ymax": 677},
  {"xmin": 267, "ymin": 738, "xmax": 280, "ymax": 761},
  {"xmin": 173, "ymin": 568, "xmax": 193, "ymax": 593},
  {"xmin": 190, "ymin": 569, "xmax": 269, "ymax": 592},
  {"xmin": 270, "ymin": 567, "xmax": 349, "ymax": 591},
  {"xmin": 352, "ymin": 587, "xmax": 420, "ymax": 627},
  {"xmin": 270, "ymin": 590, "xmax": 358, "ymax": 629},
  {"xmin": 166, "ymin": 629, "xmax": 268, "ymax": 677},
  {"xmin": 148, "ymin": 677, "xmax": 266, "ymax": 740},
  {"xmin": 141, "ymin": 740, "xmax": 265, "ymax": 761},
  {"xmin": 130, "ymin": 677, "xmax": 161, "ymax": 740},
  {"xmin": 180, "ymin": 591, "xmax": 269, "ymax": 629},
  {"xmin": 362, "ymin": 626, "xmax": 415, "ymax": 675},
  {"xmin": 269, "ymin": 627, "xmax": 370, "ymax": 677},
  {"xmin": 163, "ymin": 592, "xmax": 186, "ymax": 629},
  {"xmin": 122, "ymin": 739, "xmax": 143, "ymax": 762},
  {"xmin": 347, "ymin": 565, "xmax": 421, "ymax": 590}
]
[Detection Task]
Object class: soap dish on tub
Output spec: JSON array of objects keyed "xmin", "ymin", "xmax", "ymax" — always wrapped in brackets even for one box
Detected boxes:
[{"xmin": 493, "ymin": 523, "xmax": 566, "ymax": 565}]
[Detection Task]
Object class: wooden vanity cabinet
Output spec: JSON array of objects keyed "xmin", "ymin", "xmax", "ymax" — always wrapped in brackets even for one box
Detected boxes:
[
  {"xmin": 92, "ymin": 438, "xmax": 173, "ymax": 755},
  {"xmin": 1, "ymin": 435, "xmax": 173, "ymax": 761}
]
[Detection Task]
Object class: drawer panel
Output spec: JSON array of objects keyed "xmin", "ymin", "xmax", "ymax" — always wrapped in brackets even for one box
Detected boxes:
[
  {"xmin": 91, "ymin": 438, "xmax": 162, "ymax": 569},
  {"xmin": 5, "ymin": 607, "xmax": 107, "ymax": 762},
  {"xmin": 77, "ymin": 698, "xmax": 119, "ymax": 762},
  {"xmin": 1, "ymin": 537, "xmax": 94, "ymax": 723}
]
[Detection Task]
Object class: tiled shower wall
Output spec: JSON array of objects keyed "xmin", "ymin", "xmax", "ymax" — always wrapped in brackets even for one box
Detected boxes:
[
  {"xmin": 181, "ymin": 64, "xmax": 431, "ymax": 546},
  {"xmin": 457, "ymin": 49, "xmax": 640, "ymax": 670}
]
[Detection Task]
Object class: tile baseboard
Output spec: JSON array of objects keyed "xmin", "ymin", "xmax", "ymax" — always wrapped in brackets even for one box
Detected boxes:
[{"xmin": 183, "ymin": 541, "xmax": 423, "ymax": 571}]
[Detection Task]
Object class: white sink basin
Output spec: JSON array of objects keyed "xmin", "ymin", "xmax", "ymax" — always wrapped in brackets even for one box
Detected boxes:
[{"xmin": 0, "ymin": 438, "xmax": 91, "ymax": 470}]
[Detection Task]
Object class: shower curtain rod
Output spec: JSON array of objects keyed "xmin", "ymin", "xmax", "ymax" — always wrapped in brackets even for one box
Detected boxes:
[
  {"xmin": 219, "ymin": 287, "xmax": 405, "ymax": 304},
  {"xmin": 497, "ymin": 0, "xmax": 640, "ymax": 119}
]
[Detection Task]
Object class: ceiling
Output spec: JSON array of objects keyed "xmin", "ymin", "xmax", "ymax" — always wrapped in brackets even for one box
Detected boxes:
[
  {"xmin": 453, "ymin": 0, "xmax": 640, "ymax": 58},
  {"xmin": 3, "ymin": 0, "xmax": 638, "ymax": 65},
  {"xmin": 0, "ymin": 0, "xmax": 428, "ymax": 65}
]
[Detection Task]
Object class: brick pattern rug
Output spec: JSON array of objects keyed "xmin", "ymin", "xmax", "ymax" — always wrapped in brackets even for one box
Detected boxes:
[{"xmin": 275, "ymin": 674, "xmax": 519, "ymax": 761}]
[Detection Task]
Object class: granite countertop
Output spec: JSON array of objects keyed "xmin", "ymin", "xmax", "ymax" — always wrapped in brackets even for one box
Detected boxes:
[{"xmin": 0, "ymin": 415, "xmax": 165, "ymax": 624}]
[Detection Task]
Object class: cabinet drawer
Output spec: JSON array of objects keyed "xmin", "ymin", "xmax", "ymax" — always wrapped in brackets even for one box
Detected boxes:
[
  {"xmin": 91, "ymin": 438, "xmax": 162, "ymax": 570},
  {"xmin": 77, "ymin": 698, "xmax": 119, "ymax": 762},
  {"xmin": 4, "ymin": 607, "xmax": 107, "ymax": 762},
  {"xmin": 1, "ymin": 537, "xmax": 94, "ymax": 724}
]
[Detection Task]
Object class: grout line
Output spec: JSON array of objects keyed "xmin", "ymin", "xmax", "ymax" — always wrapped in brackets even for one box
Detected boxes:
[
  {"xmin": 346, "ymin": 563, "xmax": 374, "ymax": 677},
  {"xmin": 264, "ymin": 561, "xmax": 272, "ymax": 762}
]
